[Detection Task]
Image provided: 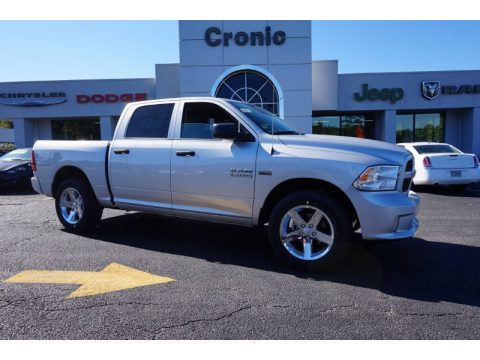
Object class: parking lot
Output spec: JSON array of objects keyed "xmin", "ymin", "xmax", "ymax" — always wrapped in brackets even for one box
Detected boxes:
[{"xmin": 0, "ymin": 186, "xmax": 479, "ymax": 339}]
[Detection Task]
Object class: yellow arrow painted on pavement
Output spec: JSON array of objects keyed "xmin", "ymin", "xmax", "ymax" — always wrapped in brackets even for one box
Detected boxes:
[{"xmin": 3, "ymin": 262, "xmax": 175, "ymax": 299}]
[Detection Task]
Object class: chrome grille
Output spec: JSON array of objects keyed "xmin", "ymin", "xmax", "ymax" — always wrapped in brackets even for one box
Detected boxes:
[
  {"xmin": 402, "ymin": 178, "xmax": 412, "ymax": 192},
  {"xmin": 406, "ymin": 158, "xmax": 414, "ymax": 172},
  {"xmin": 401, "ymin": 155, "xmax": 414, "ymax": 192}
]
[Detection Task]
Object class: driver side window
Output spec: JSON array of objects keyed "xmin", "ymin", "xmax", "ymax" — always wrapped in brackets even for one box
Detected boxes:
[{"xmin": 180, "ymin": 102, "xmax": 239, "ymax": 139}]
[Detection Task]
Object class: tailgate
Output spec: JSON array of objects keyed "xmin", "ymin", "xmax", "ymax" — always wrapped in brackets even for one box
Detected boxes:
[{"xmin": 428, "ymin": 154, "xmax": 474, "ymax": 169}]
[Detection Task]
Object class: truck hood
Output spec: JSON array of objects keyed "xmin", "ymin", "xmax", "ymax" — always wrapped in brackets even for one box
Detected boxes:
[{"xmin": 279, "ymin": 134, "xmax": 408, "ymax": 165}]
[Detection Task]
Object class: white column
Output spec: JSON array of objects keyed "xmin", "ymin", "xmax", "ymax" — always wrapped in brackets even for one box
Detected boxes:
[
  {"xmin": 376, "ymin": 110, "xmax": 396, "ymax": 143},
  {"xmin": 13, "ymin": 118, "xmax": 35, "ymax": 148},
  {"xmin": 463, "ymin": 108, "xmax": 480, "ymax": 155},
  {"xmin": 100, "ymin": 116, "xmax": 116, "ymax": 140},
  {"xmin": 472, "ymin": 108, "xmax": 480, "ymax": 156}
]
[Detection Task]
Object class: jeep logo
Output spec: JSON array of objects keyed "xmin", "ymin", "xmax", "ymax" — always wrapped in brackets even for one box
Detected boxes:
[{"xmin": 354, "ymin": 83, "xmax": 404, "ymax": 104}]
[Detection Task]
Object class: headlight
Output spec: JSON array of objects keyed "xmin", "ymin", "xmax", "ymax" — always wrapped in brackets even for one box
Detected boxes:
[{"xmin": 353, "ymin": 165, "xmax": 400, "ymax": 191}]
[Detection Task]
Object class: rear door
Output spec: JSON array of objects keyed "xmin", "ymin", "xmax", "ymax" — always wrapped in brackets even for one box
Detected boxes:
[
  {"xmin": 170, "ymin": 100, "xmax": 259, "ymax": 220},
  {"xmin": 109, "ymin": 101, "xmax": 178, "ymax": 208}
]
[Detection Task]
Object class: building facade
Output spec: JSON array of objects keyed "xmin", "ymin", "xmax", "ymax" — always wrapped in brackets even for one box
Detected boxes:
[{"xmin": 1, "ymin": 20, "xmax": 479, "ymax": 155}]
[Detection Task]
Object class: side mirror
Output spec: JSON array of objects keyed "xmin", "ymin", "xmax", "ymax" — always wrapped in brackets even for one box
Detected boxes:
[{"xmin": 212, "ymin": 123, "xmax": 254, "ymax": 142}]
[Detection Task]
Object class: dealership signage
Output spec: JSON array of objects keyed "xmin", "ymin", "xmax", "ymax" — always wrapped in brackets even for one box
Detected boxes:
[
  {"xmin": 422, "ymin": 81, "xmax": 480, "ymax": 100},
  {"xmin": 0, "ymin": 92, "xmax": 67, "ymax": 107},
  {"xmin": 205, "ymin": 26, "xmax": 286, "ymax": 47},
  {"xmin": 77, "ymin": 93, "xmax": 148, "ymax": 104},
  {"xmin": 354, "ymin": 84, "xmax": 404, "ymax": 104}
]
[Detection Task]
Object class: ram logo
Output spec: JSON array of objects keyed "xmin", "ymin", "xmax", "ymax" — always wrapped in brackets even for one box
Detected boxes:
[
  {"xmin": 229, "ymin": 168, "xmax": 253, "ymax": 178},
  {"xmin": 421, "ymin": 81, "xmax": 441, "ymax": 100}
]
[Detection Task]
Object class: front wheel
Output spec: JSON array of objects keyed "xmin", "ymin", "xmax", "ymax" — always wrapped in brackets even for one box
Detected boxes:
[
  {"xmin": 268, "ymin": 191, "xmax": 353, "ymax": 272},
  {"xmin": 55, "ymin": 178, "xmax": 103, "ymax": 233}
]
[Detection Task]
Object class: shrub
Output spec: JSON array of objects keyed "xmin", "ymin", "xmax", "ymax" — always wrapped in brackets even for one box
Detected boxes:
[
  {"xmin": 0, "ymin": 120, "xmax": 14, "ymax": 129},
  {"xmin": 0, "ymin": 142, "xmax": 16, "ymax": 156}
]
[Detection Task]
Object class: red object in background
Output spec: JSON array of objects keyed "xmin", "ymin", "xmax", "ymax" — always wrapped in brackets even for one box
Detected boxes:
[
  {"xmin": 354, "ymin": 126, "xmax": 365, "ymax": 138},
  {"xmin": 77, "ymin": 93, "xmax": 148, "ymax": 104},
  {"xmin": 423, "ymin": 156, "xmax": 432, "ymax": 168}
]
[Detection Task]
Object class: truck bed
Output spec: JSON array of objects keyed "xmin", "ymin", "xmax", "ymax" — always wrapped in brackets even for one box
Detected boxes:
[{"xmin": 33, "ymin": 140, "xmax": 112, "ymax": 206}]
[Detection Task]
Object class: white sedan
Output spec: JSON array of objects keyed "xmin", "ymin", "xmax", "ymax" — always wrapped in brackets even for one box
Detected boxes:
[{"xmin": 397, "ymin": 142, "xmax": 480, "ymax": 189}]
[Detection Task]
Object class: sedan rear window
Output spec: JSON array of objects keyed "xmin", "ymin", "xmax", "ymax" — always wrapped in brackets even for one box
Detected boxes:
[{"xmin": 413, "ymin": 144, "xmax": 460, "ymax": 154}]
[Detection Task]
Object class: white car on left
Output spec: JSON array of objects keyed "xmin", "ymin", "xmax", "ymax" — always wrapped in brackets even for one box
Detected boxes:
[{"xmin": 398, "ymin": 142, "xmax": 480, "ymax": 189}]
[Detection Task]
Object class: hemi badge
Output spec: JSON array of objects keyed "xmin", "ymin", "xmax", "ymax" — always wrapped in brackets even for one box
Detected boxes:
[{"xmin": 258, "ymin": 170, "xmax": 272, "ymax": 176}]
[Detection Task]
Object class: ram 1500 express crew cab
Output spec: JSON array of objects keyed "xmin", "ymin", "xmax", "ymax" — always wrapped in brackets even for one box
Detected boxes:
[{"xmin": 31, "ymin": 97, "xmax": 420, "ymax": 270}]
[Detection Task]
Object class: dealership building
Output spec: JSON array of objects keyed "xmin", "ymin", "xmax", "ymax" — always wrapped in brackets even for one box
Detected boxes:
[{"xmin": 1, "ymin": 20, "xmax": 479, "ymax": 155}]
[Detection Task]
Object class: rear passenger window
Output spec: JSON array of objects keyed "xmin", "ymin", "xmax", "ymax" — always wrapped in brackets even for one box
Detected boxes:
[{"xmin": 125, "ymin": 103, "xmax": 174, "ymax": 138}]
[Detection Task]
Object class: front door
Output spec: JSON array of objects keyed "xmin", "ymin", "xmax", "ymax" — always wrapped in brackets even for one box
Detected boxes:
[{"xmin": 171, "ymin": 100, "xmax": 258, "ymax": 220}]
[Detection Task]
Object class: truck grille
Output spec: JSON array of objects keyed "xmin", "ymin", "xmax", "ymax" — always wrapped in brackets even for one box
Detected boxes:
[{"xmin": 405, "ymin": 158, "xmax": 414, "ymax": 172}]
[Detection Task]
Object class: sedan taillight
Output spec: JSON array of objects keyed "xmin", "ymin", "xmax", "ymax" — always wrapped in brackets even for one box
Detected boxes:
[
  {"xmin": 31, "ymin": 150, "xmax": 36, "ymax": 172},
  {"xmin": 423, "ymin": 156, "xmax": 432, "ymax": 168}
]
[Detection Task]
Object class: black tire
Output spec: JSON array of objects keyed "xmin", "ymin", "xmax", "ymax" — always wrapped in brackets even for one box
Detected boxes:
[
  {"xmin": 268, "ymin": 190, "xmax": 353, "ymax": 272},
  {"xmin": 55, "ymin": 177, "xmax": 103, "ymax": 233}
]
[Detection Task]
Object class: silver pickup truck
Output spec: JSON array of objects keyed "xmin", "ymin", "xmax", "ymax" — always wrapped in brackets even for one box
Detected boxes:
[{"xmin": 31, "ymin": 97, "xmax": 419, "ymax": 271}]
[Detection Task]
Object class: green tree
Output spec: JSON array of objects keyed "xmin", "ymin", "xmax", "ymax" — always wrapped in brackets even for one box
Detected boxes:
[{"xmin": 0, "ymin": 120, "xmax": 13, "ymax": 129}]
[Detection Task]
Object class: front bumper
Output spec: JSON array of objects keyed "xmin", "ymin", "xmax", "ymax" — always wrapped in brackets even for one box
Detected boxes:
[
  {"xmin": 347, "ymin": 188, "xmax": 420, "ymax": 240},
  {"xmin": 0, "ymin": 171, "xmax": 32, "ymax": 188}
]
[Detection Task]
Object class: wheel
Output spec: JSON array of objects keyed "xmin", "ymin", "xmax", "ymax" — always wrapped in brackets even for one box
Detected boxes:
[
  {"xmin": 55, "ymin": 177, "xmax": 103, "ymax": 233},
  {"xmin": 268, "ymin": 190, "xmax": 353, "ymax": 272}
]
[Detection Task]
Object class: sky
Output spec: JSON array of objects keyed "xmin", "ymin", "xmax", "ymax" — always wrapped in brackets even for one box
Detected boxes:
[{"xmin": 0, "ymin": 20, "xmax": 479, "ymax": 82}]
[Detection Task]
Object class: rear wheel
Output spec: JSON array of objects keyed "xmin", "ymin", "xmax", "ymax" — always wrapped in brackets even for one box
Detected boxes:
[
  {"xmin": 55, "ymin": 178, "xmax": 103, "ymax": 233},
  {"xmin": 268, "ymin": 191, "xmax": 353, "ymax": 272}
]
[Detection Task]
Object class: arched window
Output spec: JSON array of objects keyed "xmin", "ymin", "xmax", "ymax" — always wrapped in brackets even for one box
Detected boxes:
[{"xmin": 215, "ymin": 70, "xmax": 280, "ymax": 115}]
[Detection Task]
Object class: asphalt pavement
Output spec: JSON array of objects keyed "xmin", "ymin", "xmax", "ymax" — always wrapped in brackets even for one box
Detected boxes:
[{"xmin": 0, "ymin": 185, "xmax": 479, "ymax": 339}]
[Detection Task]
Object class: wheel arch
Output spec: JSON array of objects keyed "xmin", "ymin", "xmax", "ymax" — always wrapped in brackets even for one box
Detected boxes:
[
  {"xmin": 51, "ymin": 166, "xmax": 94, "ymax": 198},
  {"xmin": 258, "ymin": 178, "xmax": 359, "ymax": 227}
]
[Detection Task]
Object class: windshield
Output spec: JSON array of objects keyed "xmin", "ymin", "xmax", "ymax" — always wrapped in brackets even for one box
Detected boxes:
[
  {"xmin": 0, "ymin": 148, "xmax": 32, "ymax": 161},
  {"xmin": 413, "ymin": 144, "xmax": 461, "ymax": 154},
  {"xmin": 229, "ymin": 101, "xmax": 300, "ymax": 135}
]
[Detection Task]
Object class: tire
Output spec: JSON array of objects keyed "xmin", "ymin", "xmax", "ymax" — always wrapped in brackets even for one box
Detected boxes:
[
  {"xmin": 55, "ymin": 177, "xmax": 103, "ymax": 233},
  {"xmin": 268, "ymin": 190, "xmax": 353, "ymax": 272}
]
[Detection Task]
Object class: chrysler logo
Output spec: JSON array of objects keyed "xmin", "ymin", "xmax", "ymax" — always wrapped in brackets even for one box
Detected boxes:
[
  {"xmin": 421, "ymin": 81, "xmax": 441, "ymax": 100},
  {"xmin": 0, "ymin": 92, "xmax": 67, "ymax": 107}
]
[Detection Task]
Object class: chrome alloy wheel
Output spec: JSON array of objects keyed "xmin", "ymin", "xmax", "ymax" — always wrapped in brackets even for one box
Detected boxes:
[
  {"xmin": 279, "ymin": 205, "xmax": 334, "ymax": 261},
  {"xmin": 59, "ymin": 187, "xmax": 84, "ymax": 225}
]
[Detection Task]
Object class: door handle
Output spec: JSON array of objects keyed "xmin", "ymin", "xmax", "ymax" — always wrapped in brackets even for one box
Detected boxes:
[
  {"xmin": 176, "ymin": 151, "xmax": 195, "ymax": 157},
  {"xmin": 113, "ymin": 149, "xmax": 130, "ymax": 155}
]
